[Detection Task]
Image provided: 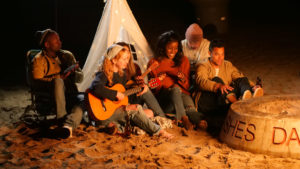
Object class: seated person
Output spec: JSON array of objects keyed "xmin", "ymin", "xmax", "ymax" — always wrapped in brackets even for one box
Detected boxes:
[
  {"xmin": 148, "ymin": 30, "xmax": 207, "ymax": 131},
  {"xmin": 182, "ymin": 23, "xmax": 210, "ymax": 73},
  {"xmin": 181, "ymin": 23, "xmax": 211, "ymax": 92},
  {"xmin": 120, "ymin": 42, "xmax": 166, "ymax": 118},
  {"xmin": 87, "ymin": 43, "xmax": 173, "ymax": 139},
  {"xmin": 193, "ymin": 39, "xmax": 263, "ymax": 130},
  {"xmin": 32, "ymin": 28, "xmax": 84, "ymax": 138}
]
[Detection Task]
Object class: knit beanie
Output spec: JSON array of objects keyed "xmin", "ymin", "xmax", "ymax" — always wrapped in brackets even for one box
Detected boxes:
[
  {"xmin": 185, "ymin": 23, "xmax": 203, "ymax": 43},
  {"xmin": 35, "ymin": 28, "xmax": 54, "ymax": 47},
  {"xmin": 105, "ymin": 44, "xmax": 125, "ymax": 60}
]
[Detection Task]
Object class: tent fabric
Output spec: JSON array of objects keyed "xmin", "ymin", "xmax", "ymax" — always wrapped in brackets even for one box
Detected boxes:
[{"xmin": 77, "ymin": 0, "xmax": 153, "ymax": 92}]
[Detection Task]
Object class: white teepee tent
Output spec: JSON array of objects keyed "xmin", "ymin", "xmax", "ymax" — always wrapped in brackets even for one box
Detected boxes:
[{"xmin": 78, "ymin": 0, "xmax": 153, "ymax": 92}]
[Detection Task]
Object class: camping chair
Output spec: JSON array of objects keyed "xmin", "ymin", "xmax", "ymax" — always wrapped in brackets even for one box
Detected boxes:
[{"xmin": 21, "ymin": 49, "xmax": 56, "ymax": 126}]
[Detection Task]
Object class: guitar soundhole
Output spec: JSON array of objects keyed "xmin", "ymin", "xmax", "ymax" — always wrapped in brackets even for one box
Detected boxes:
[
  {"xmin": 101, "ymin": 100, "xmax": 106, "ymax": 111},
  {"xmin": 113, "ymin": 100, "xmax": 121, "ymax": 104}
]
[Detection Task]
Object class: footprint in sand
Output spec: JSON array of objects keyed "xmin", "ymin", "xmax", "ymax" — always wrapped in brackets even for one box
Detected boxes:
[
  {"xmin": 75, "ymin": 140, "xmax": 97, "ymax": 149},
  {"xmin": 51, "ymin": 151, "xmax": 74, "ymax": 160},
  {"xmin": 0, "ymin": 153, "xmax": 13, "ymax": 164},
  {"xmin": 194, "ymin": 147, "xmax": 201, "ymax": 154},
  {"xmin": 84, "ymin": 147, "xmax": 104, "ymax": 158}
]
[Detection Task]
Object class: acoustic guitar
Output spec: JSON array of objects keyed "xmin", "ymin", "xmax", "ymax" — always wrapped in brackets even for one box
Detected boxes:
[{"xmin": 86, "ymin": 78, "xmax": 160, "ymax": 121}]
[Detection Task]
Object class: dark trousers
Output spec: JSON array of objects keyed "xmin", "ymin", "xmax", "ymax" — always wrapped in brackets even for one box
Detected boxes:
[
  {"xmin": 32, "ymin": 79, "xmax": 83, "ymax": 129},
  {"xmin": 197, "ymin": 77, "xmax": 251, "ymax": 125},
  {"xmin": 198, "ymin": 77, "xmax": 251, "ymax": 131}
]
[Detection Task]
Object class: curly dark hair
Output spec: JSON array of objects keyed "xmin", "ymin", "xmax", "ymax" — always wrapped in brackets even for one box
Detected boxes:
[{"xmin": 155, "ymin": 30, "xmax": 183, "ymax": 67}]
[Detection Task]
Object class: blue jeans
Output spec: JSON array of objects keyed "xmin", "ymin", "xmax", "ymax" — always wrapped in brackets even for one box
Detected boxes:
[
  {"xmin": 197, "ymin": 77, "xmax": 252, "ymax": 117},
  {"xmin": 99, "ymin": 105, "xmax": 161, "ymax": 135},
  {"xmin": 157, "ymin": 86, "xmax": 204, "ymax": 124},
  {"xmin": 129, "ymin": 89, "xmax": 166, "ymax": 117}
]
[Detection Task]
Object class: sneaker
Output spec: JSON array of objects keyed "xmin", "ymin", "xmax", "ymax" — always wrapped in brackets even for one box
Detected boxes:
[
  {"xmin": 105, "ymin": 123, "xmax": 118, "ymax": 135},
  {"xmin": 242, "ymin": 90, "xmax": 252, "ymax": 100},
  {"xmin": 53, "ymin": 126, "xmax": 72, "ymax": 139},
  {"xmin": 253, "ymin": 88, "xmax": 264, "ymax": 98}
]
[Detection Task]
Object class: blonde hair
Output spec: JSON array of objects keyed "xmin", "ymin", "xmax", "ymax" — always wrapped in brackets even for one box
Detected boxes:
[
  {"xmin": 113, "ymin": 42, "xmax": 136, "ymax": 80},
  {"xmin": 96, "ymin": 42, "xmax": 136, "ymax": 86},
  {"xmin": 102, "ymin": 50, "xmax": 127, "ymax": 86},
  {"xmin": 126, "ymin": 51, "xmax": 136, "ymax": 80}
]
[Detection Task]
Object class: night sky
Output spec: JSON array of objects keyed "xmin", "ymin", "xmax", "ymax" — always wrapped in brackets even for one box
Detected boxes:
[{"xmin": 2, "ymin": 0, "xmax": 300, "ymax": 87}]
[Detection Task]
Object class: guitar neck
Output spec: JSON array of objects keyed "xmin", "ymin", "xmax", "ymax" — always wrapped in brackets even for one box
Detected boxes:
[
  {"xmin": 139, "ymin": 62, "xmax": 158, "ymax": 78},
  {"xmin": 123, "ymin": 77, "xmax": 160, "ymax": 96},
  {"xmin": 123, "ymin": 62, "xmax": 158, "ymax": 96},
  {"xmin": 124, "ymin": 87, "xmax": 142, "ymax": 96},
  {"xmin": 140, "ymin": 69, "xmax": 151, "ymax": 79}
]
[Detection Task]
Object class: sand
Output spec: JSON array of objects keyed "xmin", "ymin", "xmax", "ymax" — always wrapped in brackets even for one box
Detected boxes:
[{"xmin": 1, "ymin": 25, "xmax": 300, "ymax": 168}]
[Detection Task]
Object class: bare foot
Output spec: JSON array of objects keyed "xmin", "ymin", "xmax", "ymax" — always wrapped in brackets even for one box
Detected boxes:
[
  {"xmin": 197, "ymin": 120, "xmax": 208, "ymax": 131},
  {"xmin": 159, "ymin": 129, "xmax": 174, "ymax": 140},
  {"xmin": 181, "ymin": 116, "xmax": 193, "ymax": 130}
]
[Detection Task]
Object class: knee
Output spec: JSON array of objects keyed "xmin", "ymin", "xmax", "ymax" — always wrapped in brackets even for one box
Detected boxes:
[
  {"xmin": 54, "ymin": 78, "xmax": 65, "ymax": 89},
  {"xmin": 134, "ymin": 105, "xmax": 153, "ymax": 118},
  {"xmin": 235, "ymin": 77, "xmax": 249, "ymax": 83},
  {"xmin": 130, "ymin": 104, "xmax": 144, "ymax": 116},
  {"xmin": 212, "ymin": 77, "xmax": 224, "ymax": 84},
  {"xmin": 185, "ymin": 105, "xmax": 197, "ymax": 113},
  {"xmin": 143, "ymin": 109, "xmax": 154, "ymax": 118},
  {"xmin": 170, "ymin": 86, "xmax": 181, "ymax": 95}
]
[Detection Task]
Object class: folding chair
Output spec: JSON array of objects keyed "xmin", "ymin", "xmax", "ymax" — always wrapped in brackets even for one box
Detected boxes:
[{"xmin": 21, "ymin": 49, "xmax": 56, "ymax": 126}]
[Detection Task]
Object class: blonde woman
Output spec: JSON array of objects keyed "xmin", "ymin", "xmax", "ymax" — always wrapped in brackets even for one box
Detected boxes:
[{"xmin": 88, "ymin": 43, "xmax": 173, "ymax": 139}]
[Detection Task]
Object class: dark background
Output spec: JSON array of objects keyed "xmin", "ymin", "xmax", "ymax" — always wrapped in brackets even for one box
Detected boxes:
[{"xmin": 2, "ymin": 0, "xmax": 300, "ymax": 87}]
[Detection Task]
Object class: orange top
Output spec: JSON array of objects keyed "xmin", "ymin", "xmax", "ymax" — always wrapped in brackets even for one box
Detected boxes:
[{"xmin": 148, "ymin": 56, "xmax": 191, "ymax": 95}]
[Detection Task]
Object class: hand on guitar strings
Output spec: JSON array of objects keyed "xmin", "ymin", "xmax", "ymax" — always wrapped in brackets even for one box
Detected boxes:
[
  {"xmin": 158, "ymin": 72, "xmax": 166, "ymax": 81},
  {"xmin": 136, "ymin": 84, "xmax": 149, "ymax": 96},
  {"xmin": 116, "ymin": 91, "xmax": 125, "ymax": 101},
  {"xmin": 177, "ymin": 71, "xmax": 186, "ymax": 82},
  {"xmin": 135, "ymin": 76, "xmax": 145, "ymax": 86}
]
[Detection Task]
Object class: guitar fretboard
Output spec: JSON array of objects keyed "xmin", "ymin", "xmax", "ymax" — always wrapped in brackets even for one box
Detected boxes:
[
  {"xmin": 124, "ymin": 87, "xmax": 142, "ymax": 96},
  {"xmin": 122, "ymin": 62, "xmax": 158, "ymax": 96},
  {"xmin": 140, "ymin": 61, "xmax": 158, "ymax": 78}
]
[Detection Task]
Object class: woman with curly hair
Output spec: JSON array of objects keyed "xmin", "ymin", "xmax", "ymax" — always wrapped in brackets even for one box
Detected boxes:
[{"xmin": 148, "ymin": 30, "xmax": 207, "ymax": 131}]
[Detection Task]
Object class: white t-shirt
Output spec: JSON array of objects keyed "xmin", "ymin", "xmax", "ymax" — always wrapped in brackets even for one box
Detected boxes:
[
  {"xmin": 215, "ymin": 68, "xmax": 219, "ymax": 77},
  {"xmin": 181, "ymin": 38, "xmax": 211, "ymax": 71}
]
